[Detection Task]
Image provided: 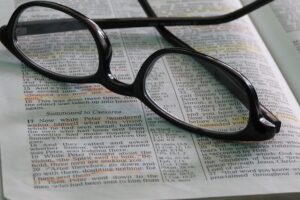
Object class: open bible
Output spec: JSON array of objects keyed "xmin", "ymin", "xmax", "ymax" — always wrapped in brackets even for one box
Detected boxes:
[{"xmin": 0, "ymin": 0, "xmax": 299, "ymax": 199}]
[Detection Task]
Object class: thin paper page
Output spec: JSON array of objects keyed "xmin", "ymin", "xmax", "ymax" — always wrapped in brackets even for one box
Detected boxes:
[
  {"xmin": 242, "ymin": 0, "xmax": 300, "ymax": 103},
  {"xmin": 0, "ymin": 0, "xmax": 300, "ymax": 200},
  {"xmin": 0, "ymin": 1, "xmax": 15, "ymax": 199}
]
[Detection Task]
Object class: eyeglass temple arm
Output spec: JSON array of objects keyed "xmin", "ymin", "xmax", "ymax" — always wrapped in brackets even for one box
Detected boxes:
[
  {"xmin": 15, "ymin": 0, "xmax": 273, "ymax": 36},
  {"xmin": 138, "ymin": 0, "xmax": 281, "ymax": 132},
  {"xmin": 95, "ymin": 0, "xmax": 274, "ymax": 28}
]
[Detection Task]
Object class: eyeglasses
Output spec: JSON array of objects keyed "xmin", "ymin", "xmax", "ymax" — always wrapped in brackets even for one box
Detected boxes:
[{"xmin": 0, "ymin": 0, "xmax": 281, "ymax": 141}]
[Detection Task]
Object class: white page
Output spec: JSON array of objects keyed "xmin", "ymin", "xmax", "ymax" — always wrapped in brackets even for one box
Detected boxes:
[
  {"xmin": 0, "ymin": 0, "xmax": 300, "ymax": 200},
  {"xmin": 242, "ymin": 0, "xmax": 300, "ymax": 103},
  {"xmin": 0, "ymin": 1, "xmax": 16, "ymax": 200}
]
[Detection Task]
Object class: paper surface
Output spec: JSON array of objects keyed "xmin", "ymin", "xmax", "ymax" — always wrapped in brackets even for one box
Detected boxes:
[
  {"xmin": 0, "ymin": 1, "xmax": 15, "ymax": 199},
  {"xmin": 0, "ymin": 0, "xmax": 300, "ymax": 200},
  {"xmin": 243, "ymin": 0, "xmax": 300, "ymax": 103}
]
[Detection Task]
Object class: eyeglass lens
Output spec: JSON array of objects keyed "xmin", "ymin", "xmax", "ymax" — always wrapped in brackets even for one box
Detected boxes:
[
  {"xmin": 145, "ymin": 53, "xmax": 250, "ymax": 133},
  {"xmin": 15, "ymin": 6, "xmax": 99, "ymax": 77}
]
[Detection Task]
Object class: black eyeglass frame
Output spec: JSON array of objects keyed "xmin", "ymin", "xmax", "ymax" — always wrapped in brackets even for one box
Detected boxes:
[{"xmin": 0, "ymin": 1, "xmax": 281, "ymax": 141}]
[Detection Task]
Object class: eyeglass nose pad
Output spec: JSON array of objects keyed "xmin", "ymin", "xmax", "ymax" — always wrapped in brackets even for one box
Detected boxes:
[{"xmin": 259, "ymin": 104, "xmax": 281, "ymax": 133}]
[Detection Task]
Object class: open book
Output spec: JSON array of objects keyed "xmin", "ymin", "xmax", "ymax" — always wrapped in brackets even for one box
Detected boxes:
[{"xmin": 0, "ymin": 0, "xmax": 299, "ymax": 199}]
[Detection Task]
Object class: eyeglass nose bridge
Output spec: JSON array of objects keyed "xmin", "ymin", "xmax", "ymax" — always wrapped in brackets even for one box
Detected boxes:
[{"xmin": 99, "ymin": 72, "xmax": 136, "ymax": 97}]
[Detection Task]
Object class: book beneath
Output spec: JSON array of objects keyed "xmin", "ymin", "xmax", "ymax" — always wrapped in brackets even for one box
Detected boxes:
[{"xmin": 0, "ymin": 0, "xmax": 299, "ymax": 199}]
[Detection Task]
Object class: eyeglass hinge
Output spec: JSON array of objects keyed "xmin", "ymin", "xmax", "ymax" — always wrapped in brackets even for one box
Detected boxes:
[{"xmin": 0, "ymin": 26, "xmax": 5, "ymax": 42}]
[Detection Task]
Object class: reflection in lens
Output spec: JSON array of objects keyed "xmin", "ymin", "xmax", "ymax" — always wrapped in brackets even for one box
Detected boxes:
[
  {"xmin": 145, "ymin": 53, "xmax": 249, "ymax": 133},
  {"xmin": 15, "ymin": 6, "xmax": 99, "ymax": 77}
]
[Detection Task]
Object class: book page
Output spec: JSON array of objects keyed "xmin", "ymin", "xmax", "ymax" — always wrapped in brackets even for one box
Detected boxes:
[
  {"xmin": 0, "ymin": 0, "xmax": 300, "ymax": 200},
  {"xmin": 242, "ymin": 0, "xmax": 300, "ymax": 103},
  {"xmin": 0, "ymin": 1, "xmax": 15, "ymax": 200}
]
